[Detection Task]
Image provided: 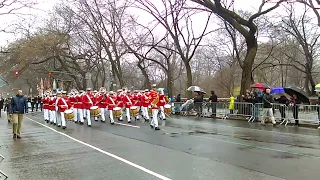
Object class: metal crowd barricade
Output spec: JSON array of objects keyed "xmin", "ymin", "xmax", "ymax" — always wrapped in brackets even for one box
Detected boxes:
[
  {"xmin": 0, "ymin": 154, "xmax": 8, "ymax": 179},
  {"xmin": 200, "ymin": 102, "xmax": 228, "ymax": 118},
  {"xmin": 251, "ymin": 103, "xmax": 320, "ymax": 126},
  {"xmin": 224, "ymin": 102, "xmax": 254, "ymax": 121}
]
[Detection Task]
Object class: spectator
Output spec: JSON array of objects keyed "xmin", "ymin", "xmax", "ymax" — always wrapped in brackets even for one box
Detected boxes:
[
  {"xmin": 4, "ymin": 97, "xmax": 13, "ymax": 123},
  {"xmin": 174, "ymin": 94, "xmax": 181, "ymax": 115},
  {"xmin": 229, "ymin": 93, "xmax": 235, "ymax": 115},
  {"xmin": 11, "ymin": 90, "xmax": 28, "ymax": 139},
  {"xmin": 0, "ymin": 97, "xmax": 4, "ymax": 117},
  {"xmin": 261, "ymin": 88, "xmax": 276, "ymax": 126},
  {"xmin": 194, "ymin": 92, "xmax": 204, "ymax": 117},
  {"xmin": 209, "ymin": 90, "xmax": 218, "ymax": 117},
  {"xmin": 275, "ymin": 95, "xmax": 289, "ymax": 122},
  {"xmin": 291, "ymin": 94, "xmax": 301, "ymax": 126},
  {"xmin": 176, "ymin": 94, "xmax": 181, "ymax": 102}
]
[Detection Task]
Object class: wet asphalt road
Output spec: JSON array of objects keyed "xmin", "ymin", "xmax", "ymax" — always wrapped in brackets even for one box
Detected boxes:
[{"xmin": 0, "ymin": 112, "xmax": 319, "ymax": 180}]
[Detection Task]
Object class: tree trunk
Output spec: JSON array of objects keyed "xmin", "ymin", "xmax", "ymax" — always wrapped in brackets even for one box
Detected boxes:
[
  {"xmin": 137, "ymin": 62, "xmax": 151, "ymax": 89},
  {"xmin": 185, "ymin": 61, "xmax": 193, "ymax": 98},
  {"xmin": 240, "ymin": 39, "xmax": 257, "ymax": 97},
  {"xmin": 167, "ymin": 69, "xmax": 173, "ymax": 98}
]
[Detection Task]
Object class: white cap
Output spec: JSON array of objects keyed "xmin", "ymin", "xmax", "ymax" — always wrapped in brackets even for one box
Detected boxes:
[
  {"xmin": 93, "ymin": 90, "xmax": 97, "ymax": 93},
  {"xmin": 86, "ymin": 88, "xmax": 92, "ymax": 91},
  {"xmin": 151, "ymin": 84, "xmax": 157, "ymax": 88},
  {"xmin": 62, "ymin": 91, "xmax": 67, "ymax": 94}
]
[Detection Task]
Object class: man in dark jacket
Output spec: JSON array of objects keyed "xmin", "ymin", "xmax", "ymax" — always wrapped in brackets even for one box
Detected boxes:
[
  {"xmin": 261, "ymin": 88, "xmax": 276, "ymax": 126},
  {"xmin": 11, "ymin": 90, "xmax": 28, "ymax": 139},
  {"xmin": 209, "ymin": 91, "xmax": 218, "ymax": 117}
]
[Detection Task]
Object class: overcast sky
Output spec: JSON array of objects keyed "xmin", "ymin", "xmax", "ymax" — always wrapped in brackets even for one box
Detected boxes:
[{"xmin": 0, "ymin": 0, "xmax": 318, "ymax": 47}]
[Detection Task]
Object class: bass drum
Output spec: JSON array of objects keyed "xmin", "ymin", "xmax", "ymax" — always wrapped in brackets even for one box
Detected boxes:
[
  {"xmin": 90, "ymin": 106, "xmax": 100, "ymax": 117},
  {"xmin": 164, "ymin": 104, "xmax": 172, "ymax": 115},
  {"xmin": 113, "ymin": 107, "xmax": 122, "ymax": 118},
  {"xmin": 130, "ymin": 106, "xmax": 139, "ymax": 117},
  {"xmin": 64, "ymin": 109, "xmax": 74, "ymax": 121}
]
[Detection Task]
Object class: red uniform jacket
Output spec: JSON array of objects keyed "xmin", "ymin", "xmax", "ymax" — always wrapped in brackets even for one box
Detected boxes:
[
  {"xmin": 42, "ymin": 97, "xmax": 49, "ymax": 110},
  {"xmin": 95, "ymin": 94, "xmax": 107, "ymax": 108},
  {"xmin": 149, "ymin": 90, "xmax": 160, "ymax": 109},
  {"xmin": 132, "ymin": 94, "xmax": 141, "ymax": 106},
  {"xmin": 116, "ymin": 93, "xmax": 124, "ymax": 108},
  {"xmin": 64, "ymin": 97, "xmax": 72, "ymax": 109},
  {"xmin": 68, "ymin": 96, "xmax": 75, "ymax": 108},
  {"xmin": 75, "ymin": 95, "xmax": 83, "ymax": 109},
  {"xmin": 106, "ymin": 95, "xmax": 117, "ymax": 110},
  {"xmin": 82, "ymin": 93, "xmax": 94, "ymax": 110},
  {"xmin": 57, "ymin": 97, "xmax": 68, "ymax": 112},
  {"xmin": 158, "ymin": 94, "xmax": 169, "ymax": 107},
  {"xmin": 123, "ymin": 94, "xmax": 133, "ymax": 108},
  {"xmin": 48, "ymin": 97, "xmax": 56, "ymax": 111},
  {"xmin": 141, "ymin": 93, "xmax": 150, "ymax": 107}
]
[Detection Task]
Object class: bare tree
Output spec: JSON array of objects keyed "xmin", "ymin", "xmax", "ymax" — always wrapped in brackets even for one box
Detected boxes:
[
  {"xmin": 135, "ymin": 0, "xmax": 212, "ymax": 97},
  {"xmin": 190, "ymin": 0, "xmax": 286, "ymax": 97}
]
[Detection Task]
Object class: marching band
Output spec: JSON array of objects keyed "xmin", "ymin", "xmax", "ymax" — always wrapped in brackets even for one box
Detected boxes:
[{"xmin": 40, "ymin": 84, "xmax": 171, "ymax": 131}]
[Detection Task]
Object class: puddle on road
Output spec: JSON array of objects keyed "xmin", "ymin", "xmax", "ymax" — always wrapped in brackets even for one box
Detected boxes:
[{"xmin": 271, "ymin": 152, "xmax": 298, "ymax": 159}]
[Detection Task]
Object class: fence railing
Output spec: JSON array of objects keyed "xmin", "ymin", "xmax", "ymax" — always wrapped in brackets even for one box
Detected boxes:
[
  {"xmin": 0, "ymin": 154, "xmax": 8, "ymax": 179},
  {"xmin": 171, "ymin": 101, "xmax": 320, "ymax": 126}
]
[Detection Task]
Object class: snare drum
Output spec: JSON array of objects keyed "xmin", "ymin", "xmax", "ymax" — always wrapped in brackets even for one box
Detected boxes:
[
  {"xmin": 164, "ymin": 104, "xmax": 172, "ymax": 115},
  {"xmin": 130, "ymin": 106, "xmax": 139, "ymax": 117},
  {"xmin": 64, "ymin": 109, "xmax": 74, "ymax": 121},
  {"xmin": 113, "ymin": 107, "xmax": 122, "ymax": 118},
  {"xmin": 90, "ymin": 106, "xmax": 100, "ymax": 117},
  {"xmin": 148, "ymin": 106, "xmax": 152, "ymax": 115}
]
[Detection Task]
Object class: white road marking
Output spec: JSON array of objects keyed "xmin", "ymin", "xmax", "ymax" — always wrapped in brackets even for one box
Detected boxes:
[
  {"xmin": 114, "ymin": 122, "xmax": 140, "ymax": 128},
  {"xmin": 25, "ymin": 117, "xmax": 171, "ymax": 180}
]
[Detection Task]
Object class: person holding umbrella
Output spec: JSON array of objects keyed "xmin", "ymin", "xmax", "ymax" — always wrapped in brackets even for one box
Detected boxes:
[
  {"xmin": 291, "ymin": 94, "xmax": 301, "ymax": 126},
  {"xmin": 194, "ymin": 92, "xmax": 204, "ymax": 117}
]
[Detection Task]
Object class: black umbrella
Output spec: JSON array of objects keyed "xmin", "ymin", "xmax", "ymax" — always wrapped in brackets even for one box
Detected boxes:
[{"xmin": 284, "ymin": 86, "xmax": 309, "ymax": 103}]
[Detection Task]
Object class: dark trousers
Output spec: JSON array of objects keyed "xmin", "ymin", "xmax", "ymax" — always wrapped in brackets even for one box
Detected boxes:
[
  {"xmin": 194, "ymin": 103, "xmax": 203, "ymax": 115},
  {"xmin": 211, "ymin": 103, "xmax": 216, "ymax": 116},
  {"xmin": 279, "ymin": 106, "xmax": 286, "ymax": 120},
  {"xmin": 293, "ymin": 106, "xmax": 299, "ymax": 124}
]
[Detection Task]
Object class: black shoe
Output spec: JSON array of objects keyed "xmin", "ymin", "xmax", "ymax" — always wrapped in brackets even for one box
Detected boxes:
[
  {"xmin": 95, "ymin": 119, "xmax": 98, "ymax": 121},
  {"xmin": 145, "ymin": 119, "xmax": 149, "ymax": 123},
  {"xmin": 150, "ymin": 125, "xmax": 154, "ymax": 129},
  {"xmin": 163, "ymin": 119, "xmax": 166, "ymax": 121},
  {"xmin": 128, "ymin": 121, "xmax": 131, "ymax": 124},
  {"xmin": 8, "ymin": 120, "xmax": 10, "ymax": 123},
  {"xmin": 13, "ymin": 134, "xmax": 17, "ymax": 139},
  {"xmin": 54, "ymin": 123, "xmax": 56, "ymax": 125},
  {"xmin": 17, "ymin": 135, "xmax": 21, "ymax": 139},
  {"xmin": 58, "ymin": 125, "xmax": 61, "ymax": 127},
  {"xmin": 51, "ymin": 122, "xmax": 53, "ymax": 124},
  {"xmin": 62, "ymin": 126, "xmax": 66, "ymax": 129},
  {"xmin": 155, "ymin": 127, "xmax": 160, "ymax": 130},
  {"xmin": 74, "ymin": 121, "xmax": 78, "ymax": 124},
  {"xmin": 101, "ymin": 120, "xmax": 106, "ymax": 123},
  {"xmin": 88, "ymin": 124, "xmax": 91, "ymax": 127},
  {"xmin": 110, "ymin": 122, "xmax": 114, "ymax": 125}
]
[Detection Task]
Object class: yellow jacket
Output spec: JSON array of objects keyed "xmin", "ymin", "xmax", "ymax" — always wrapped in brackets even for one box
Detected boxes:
[{"xmin": 229, "ymin": 96, "xmax": 235, "ymax": 110}]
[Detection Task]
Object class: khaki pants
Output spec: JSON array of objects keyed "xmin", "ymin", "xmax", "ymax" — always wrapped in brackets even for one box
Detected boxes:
[{"xmin": 12, "ymin": 114, "xmax": 24, "ymax": 135}]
